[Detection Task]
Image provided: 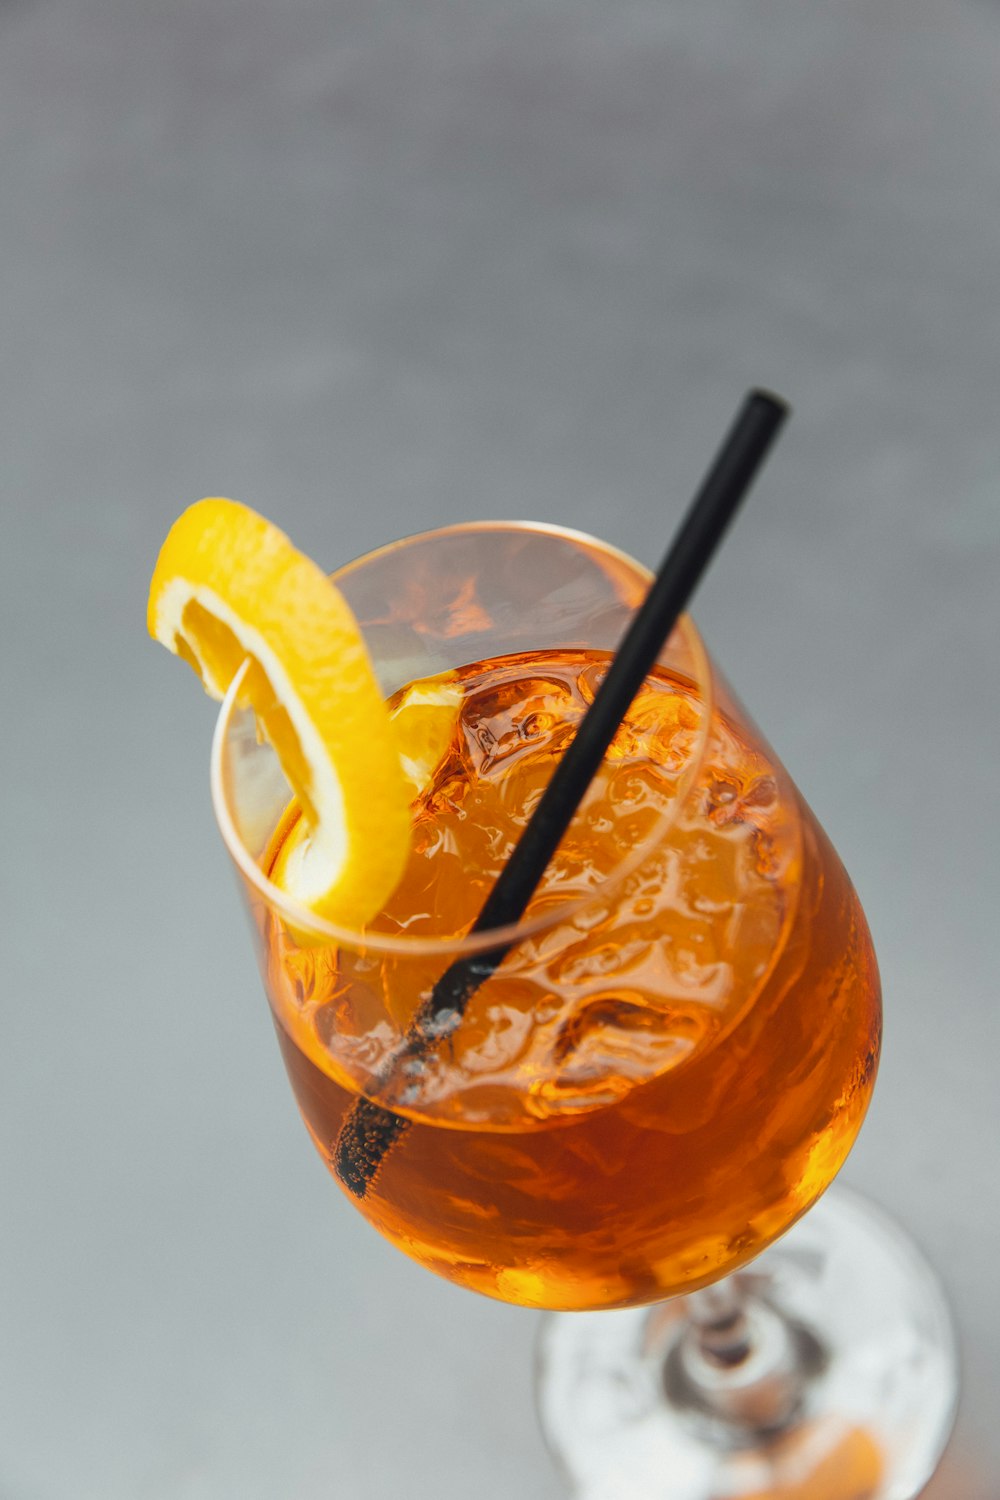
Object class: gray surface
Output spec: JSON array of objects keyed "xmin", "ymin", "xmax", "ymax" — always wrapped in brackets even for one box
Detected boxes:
[{"xmin": 1, "ymin": 2, "xmax": 998, "ymax": 1496}]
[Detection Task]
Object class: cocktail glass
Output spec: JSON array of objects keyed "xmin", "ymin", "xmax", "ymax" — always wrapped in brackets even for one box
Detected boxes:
[{"xmin": 210, "ymin": 521, "xmax": 957, "ymax": 1500}]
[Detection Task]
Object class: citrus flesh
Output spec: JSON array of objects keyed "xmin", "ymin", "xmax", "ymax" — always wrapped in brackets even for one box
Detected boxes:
[
  {"xmin": 147, "ymin": 497, "xmax": 414, "ymax": 930},
  {"xmin": 269, "ymin": 672, "xmax": 462, "ymax": 898},
  {"xmin": 383, "ymin": 676, "xmax": 463, "ymax": 798}
]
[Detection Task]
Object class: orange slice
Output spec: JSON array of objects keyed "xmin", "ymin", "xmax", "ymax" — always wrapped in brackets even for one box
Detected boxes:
[
  {"xmin": 147, "ymin": 497, "xmax": 411, "ymax": 929},
  {"xmin": 390, "ymin": 675, "xmax": 463, "ymax": 797},
  {"xmin": 269, "ymin": 670, "xmax": 462, "ymax": 894}
]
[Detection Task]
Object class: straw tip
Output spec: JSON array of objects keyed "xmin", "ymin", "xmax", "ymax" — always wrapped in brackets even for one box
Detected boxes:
[{"xmin": 747, "ymin": 388, "xmax": 792, "ymax": 422}]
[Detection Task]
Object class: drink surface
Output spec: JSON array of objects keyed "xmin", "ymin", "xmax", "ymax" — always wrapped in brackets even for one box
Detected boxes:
[{"xmin": 263, "ymin": 649, "xmax": 881, "ymax": 1310}]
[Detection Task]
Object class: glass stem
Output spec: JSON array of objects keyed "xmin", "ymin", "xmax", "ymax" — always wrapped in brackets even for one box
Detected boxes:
[{"xmin": 664, "ymin": 1275, "xmax": 813, "ymax": 1436}]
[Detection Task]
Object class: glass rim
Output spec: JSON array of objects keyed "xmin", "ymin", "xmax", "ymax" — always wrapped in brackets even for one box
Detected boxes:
[{"xmin": 210, "ymin": 519, "xmax": 716, "ymax": 958}]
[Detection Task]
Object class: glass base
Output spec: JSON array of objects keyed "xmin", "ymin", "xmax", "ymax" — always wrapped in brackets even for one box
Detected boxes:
[{"xmin": 536, "ymin": 1188, "xmax": 958, "ymax": 1500}]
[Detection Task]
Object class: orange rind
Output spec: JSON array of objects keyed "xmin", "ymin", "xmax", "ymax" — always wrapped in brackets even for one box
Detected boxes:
[{"xmin": 148, "ymin": 497, "xmax": 412, "ymax": 929}]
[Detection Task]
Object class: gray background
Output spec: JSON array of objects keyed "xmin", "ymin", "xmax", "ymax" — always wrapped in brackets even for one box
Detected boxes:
[{"xmin": 1, "ymin": 1, "xmax": 997, "ymax": 1496}]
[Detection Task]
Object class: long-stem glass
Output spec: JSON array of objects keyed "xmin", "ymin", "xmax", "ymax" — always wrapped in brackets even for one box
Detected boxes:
[{"xmin": 211, "ymin": 522, "xmax": 956, "ymax": 1499}]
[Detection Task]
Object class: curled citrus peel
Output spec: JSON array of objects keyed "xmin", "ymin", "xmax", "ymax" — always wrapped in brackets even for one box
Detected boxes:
[
  {"xmin": 269, "ymin": 672, "xmax": 463, "ymax": 897},
  {"xmin": 147, "ymin": 497, "xmax": 413, "ymax": 930}
]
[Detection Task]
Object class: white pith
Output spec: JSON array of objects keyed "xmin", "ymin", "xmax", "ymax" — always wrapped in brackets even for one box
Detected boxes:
[{"xmin": 155, "ymin": 576, "xmax": 347, "ymax": 896}]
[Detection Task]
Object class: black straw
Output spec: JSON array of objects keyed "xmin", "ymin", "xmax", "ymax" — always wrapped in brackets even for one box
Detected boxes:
[{"xmin": 334, "ymin": 389, "xmax": 789, "ymax": 1197}]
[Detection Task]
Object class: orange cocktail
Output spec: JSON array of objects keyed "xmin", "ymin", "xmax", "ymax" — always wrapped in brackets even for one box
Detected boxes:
[
  {"xmin": 191, "ymin": 519, "xmax": 881, "ymax": 1314},
  {"xmin": 260, "ymin": 642, "xmax": 879, "ymax": 1310},
  {"xmin": 156, "ymin": 503, "xmax": 953, "ymax": 1500}
]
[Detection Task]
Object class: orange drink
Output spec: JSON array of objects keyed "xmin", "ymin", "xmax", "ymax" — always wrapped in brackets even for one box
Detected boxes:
[
  {"xmin": 152, "ymin": 497, "xmax": 955, "ymax": 1500},
  {"xmin": 260, "ymin": 645, "xmax": 879, "ymax": 1309}
]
